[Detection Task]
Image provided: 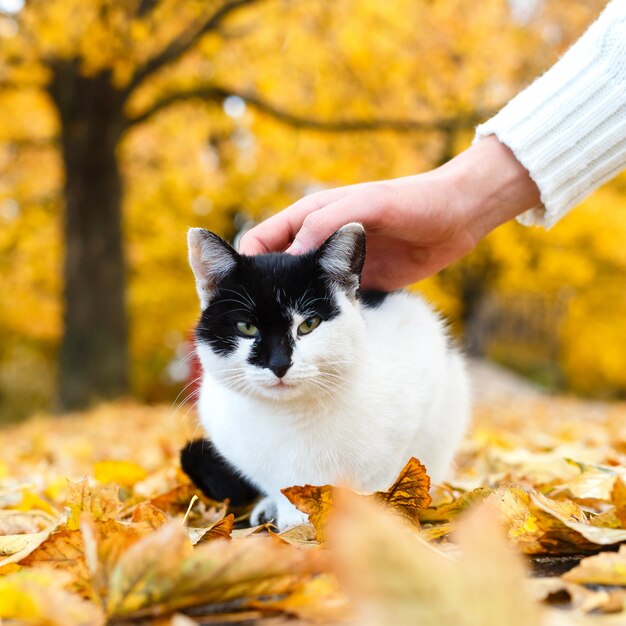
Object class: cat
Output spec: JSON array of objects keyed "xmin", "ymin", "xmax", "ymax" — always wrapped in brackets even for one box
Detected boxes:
[{"xmin": 183, "ymin": 223, "xmax": 470, "ymax": 529}]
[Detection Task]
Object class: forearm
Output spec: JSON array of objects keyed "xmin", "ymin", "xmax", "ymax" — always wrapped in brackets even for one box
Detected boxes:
[
  {"xmin": 439, "ymin": 136, "xmax": 541, "ymax": 243},
  {"xmin": 475, "ymin": 0, "xmax": 626, "ymax": 228}
]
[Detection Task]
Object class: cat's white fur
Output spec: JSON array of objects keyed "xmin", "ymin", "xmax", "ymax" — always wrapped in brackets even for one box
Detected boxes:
[{"xmin": 193, "ymin": 227, "xmax": 471, "ymax": 529}]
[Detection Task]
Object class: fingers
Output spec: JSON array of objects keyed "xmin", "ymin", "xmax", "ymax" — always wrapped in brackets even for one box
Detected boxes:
[
  {"xmin": 286, "ymin": 185, "xmax": 395, "ymax": 253},
  {"xmin": 238, "ymin": 186, "xmax": 357, "ymax": 255}
]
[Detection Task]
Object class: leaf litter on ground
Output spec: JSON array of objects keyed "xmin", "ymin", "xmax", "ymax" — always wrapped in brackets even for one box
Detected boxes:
[{"xmin": 1, "ymin": 393, "xmax": 626, "ymax": 623}]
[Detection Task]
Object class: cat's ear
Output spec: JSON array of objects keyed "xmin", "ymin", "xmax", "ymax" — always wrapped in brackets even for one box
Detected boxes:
[
  {"xmin": 188, "ymin": 228, "xmax": 238, "ymax": 308},
  {"xmin": 315, "ymin": 223, "xmax": 366, "ymax": 295}
]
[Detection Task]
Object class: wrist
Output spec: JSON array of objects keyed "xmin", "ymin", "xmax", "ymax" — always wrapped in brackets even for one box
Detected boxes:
[{"xmin": 442, "ymin": 135, "xmax": 541, "ymax": 242}]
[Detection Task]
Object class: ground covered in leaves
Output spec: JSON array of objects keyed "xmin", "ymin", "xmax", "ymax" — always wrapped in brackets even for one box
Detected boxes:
[{"xmin": 3, "ymin": 366, "xmax": 626, "ymax": 625}]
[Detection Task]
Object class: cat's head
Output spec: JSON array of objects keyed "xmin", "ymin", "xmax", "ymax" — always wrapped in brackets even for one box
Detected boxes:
[{"xmin": 188, "ymin": 224, "xmax": 367, "ymax": 402}]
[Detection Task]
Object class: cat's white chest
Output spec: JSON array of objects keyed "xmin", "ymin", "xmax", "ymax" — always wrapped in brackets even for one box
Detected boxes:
[{"xmin": 199, "ymin": 380, "xmax": 389, "ymax": 492}]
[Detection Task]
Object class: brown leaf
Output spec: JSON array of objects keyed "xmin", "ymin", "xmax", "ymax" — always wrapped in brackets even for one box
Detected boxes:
[
  {"xmin": 282, "ymin": 484, "xmax": 334, "ymax": 542},
  {"xmin": 66, "ymin": 480, "xmax": 123, "ymax": 530},
  {"xmin": 283, "ymin": 457, "xmax": 433, "ymax": 541},
  {"xmin": 21, "ymin": 528, "xmax": 92, "ymax": 595},
  {"xmin": 131, "ymin": 501, "xmax": 170, "ymax": 532},
  {"xmin": 330, "ymin": 492, "xmax": 542, "ymax": 626},
  {"xmin": 186, "ymin": 513, "xmax": 234, "ymax": 545},
  {"xmin": 372, "ymin": 457, "xmax": 432, "ymax": 525},
  {"xmin": 104, "ymin": 520, "xmax": 322, "ymax": 618},
  {"xmin": 612, "ymin": 477, "xmax": 626, "ymax": 527},
  {"xmin": 150, "ymin": 483, "xmax": 226, "ymax": 524}
]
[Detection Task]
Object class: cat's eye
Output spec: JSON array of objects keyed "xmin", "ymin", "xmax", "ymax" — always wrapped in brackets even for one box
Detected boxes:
[
  {"xmin": 236, "ymin": 321, "xmax": 259, "ymax": 337},
  {"xmin": 298, "ymin": 316, "xmax": 321, "ymax": 335}
]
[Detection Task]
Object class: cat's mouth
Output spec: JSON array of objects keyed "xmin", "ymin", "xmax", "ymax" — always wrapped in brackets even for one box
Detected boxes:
[{"xmin": 271, "ymin": 380, "xmax": 292, "ymax": 389}]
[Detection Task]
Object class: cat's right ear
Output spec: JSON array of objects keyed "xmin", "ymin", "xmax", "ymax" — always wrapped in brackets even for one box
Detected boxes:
[{"xmin": 188, "ymin": 228, "xmax": 238, "ymax": 309}]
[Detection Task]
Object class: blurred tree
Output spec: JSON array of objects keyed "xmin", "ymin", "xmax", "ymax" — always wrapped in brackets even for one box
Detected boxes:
[
  {"xmin": 0, "ymin": 0, "xmax": 491, "ymax": 410},
  {"xmin": 0, "ymin": 0, "xmax": 619, "ymax": 417}
]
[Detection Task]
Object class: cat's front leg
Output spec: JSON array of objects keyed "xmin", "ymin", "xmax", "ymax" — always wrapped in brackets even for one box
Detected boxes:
[
  {"xmin": 275, "ymin": 496, "xmax": 309, "ymax": 530},
  {"xmin": 250, "ymin": 494, "xmax": 309, "ymax": 530},
  {"xmin": 250, "ymin": 496, "xmax": 277, "ymax": 526}
]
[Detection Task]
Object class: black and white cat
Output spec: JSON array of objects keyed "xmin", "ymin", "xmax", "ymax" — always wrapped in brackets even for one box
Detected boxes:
[{"xmin": 184, "ymin": 223, "xmax": 470, "ymax": 529}]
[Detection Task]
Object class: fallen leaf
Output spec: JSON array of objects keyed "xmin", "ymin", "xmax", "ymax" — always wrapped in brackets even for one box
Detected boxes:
[
  {"xmin": 21, "ymin": 528, "xmax": 92, "ymax": 595},
  {"xmin": 282, "ymin": 484, "xmax": 335, "ymax": 542},
  {"xmin": 283, "ymin": 457, "xmax": 433, "ymax": 541},
  {"xmin": 0, "ymin": 511, "xmax": 67, "ymax": 566},
  {"xmin": 0, "ymin": 509, "xmax": 56, "ymax": 534},
  {"xmin": 0, "ymin": 569, "xmax": 105, "ymax": 626},
  {"xmin": 66, "ymin": 480, "xmax": 122, "ymax": 530},
  {"xmin": 104, "ymin": 520, "xmax": 322, "ymax": 618},
  {"xmin": 272, "ymin": 523, "xmax": 320, "ymax": 549},
  {"xmin": 611, "ymin": 477, "xmax": 626, "ymax": 527},
  {"xmin": 131, "ymin": 501, "xmax": 169, "ymax": 532},
  {"xmin": 532, "ymin": 491, "xmax": 626, "ymax": 546},
  {"xmin": 420, "ymin": 487, "xmax": 492, "ymax": 523},
  {"xmin": 372, "ymin": 457, "xmax": 431, "ymax": 525},
  {"xmin": 250, "ymin": 573, "xmax": 352, "ymax": 623},
  {"xmin": 94, "ymin": 459, "xmax": 148, "ymax": 487},
  {"xmin": 186, "ymin": 513, "xmax": 234, "ymax": 545},
  {"xmin": 563, "ymin": 545, "xmax": 626, "ymax": 586},
  {"xmin": 330, "ymin": 492, "xmax": 542, "ymax": 626}
]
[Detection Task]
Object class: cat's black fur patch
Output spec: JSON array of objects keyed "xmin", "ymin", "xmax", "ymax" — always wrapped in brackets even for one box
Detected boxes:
[
  {"xmin": 359, "ymin": 289, "xmax": 390, "ymax": 309},
  {"xmin": 180, "ymin": 439, "xmax": 261, "ymax": 506},
  {"xmin": 196, "ymin": 251, "xmax": 341, "ymax": 367}
]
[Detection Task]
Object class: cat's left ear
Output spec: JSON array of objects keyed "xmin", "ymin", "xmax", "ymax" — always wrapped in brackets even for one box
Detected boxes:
[
  {"xmin": 315, "ymin": 223, "xmax": 366, "ymax": 296},
  {"xmin": 188, "ymin": 228, "xmax": 238, "ymax": 309}
]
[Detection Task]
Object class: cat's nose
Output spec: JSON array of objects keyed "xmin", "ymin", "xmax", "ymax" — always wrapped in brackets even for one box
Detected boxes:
[{"xmin": 269, "ymin": 362, "xmax": 291, "ymax": 378}]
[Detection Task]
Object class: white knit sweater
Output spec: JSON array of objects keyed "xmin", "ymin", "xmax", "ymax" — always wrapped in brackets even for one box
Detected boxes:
[{"xmin": 475, "ymin": 0, "xmax": 626, "ymax": 228}]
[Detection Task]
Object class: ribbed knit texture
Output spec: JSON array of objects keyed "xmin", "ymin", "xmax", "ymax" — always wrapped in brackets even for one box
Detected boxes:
[{"xmin": 475, "ymin": 0, "xmax": 626, "ymax": 228}]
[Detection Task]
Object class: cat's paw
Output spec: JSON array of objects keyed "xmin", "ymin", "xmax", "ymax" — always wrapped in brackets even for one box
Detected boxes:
[
  {"xmin": 276, "ymin": 506, "xmax": 309, "ymax": 531},
  {"xmin": 250, "ymin": 496, "xmax": 277, "ymax": 526}
]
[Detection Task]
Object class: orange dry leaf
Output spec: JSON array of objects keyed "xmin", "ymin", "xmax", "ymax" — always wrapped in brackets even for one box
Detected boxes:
[
  {"xmin": 283, "ymin": 457, "xmax": 433, "ymax": 541},
  {"xmin": 330, "ymin": 493, "xmax": 542, "ymax": 626},
  {"xmin": 611, "ymin": 477, "xmax": 626, "ymax": 527},
  {"xmin": 21, "ymin": 528, "xmax": 92, "ymax": 595},
  {"xmin": 186, "ymin": 513, "xmax": 235, "ymax": 545},
  {"xmin": 131, "ymin": 502, "xmax": 170, "ymax": 532},
  {"xmin": 282, "ymin": 484, "xmax": 335, "ymax": 542},
  {"xmin": 66, "ymin": 480, "xmax": 123, "ymax": 530},
  {"xmin": 100, "ymin": 520, "xmax": 321, "ymax": 618},
  {"xmin": 372, "ymin": 458, "xmax": 432, "ymax": 525}
]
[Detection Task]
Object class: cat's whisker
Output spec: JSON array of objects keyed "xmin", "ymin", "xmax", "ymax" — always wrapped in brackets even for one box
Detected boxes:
[{"xmin": 170, "ymin": 375, "xmax": 204, "ymax": 412}]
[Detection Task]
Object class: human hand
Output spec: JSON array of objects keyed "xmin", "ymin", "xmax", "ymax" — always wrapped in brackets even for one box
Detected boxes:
[{"xmin": 239, "ymin": 136, "xmax": 540, "ymax": 290}]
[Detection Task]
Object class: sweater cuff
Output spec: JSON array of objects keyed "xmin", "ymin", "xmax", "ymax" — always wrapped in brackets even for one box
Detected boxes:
[{"xmin": 475, "ymin": 2, "xmax": 626, "ymax": 228}]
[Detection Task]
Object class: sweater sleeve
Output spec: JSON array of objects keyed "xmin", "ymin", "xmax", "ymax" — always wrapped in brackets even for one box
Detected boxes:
[{"xmin": 474, "ymin": 0, "xmax": 626, "ymax": 228}]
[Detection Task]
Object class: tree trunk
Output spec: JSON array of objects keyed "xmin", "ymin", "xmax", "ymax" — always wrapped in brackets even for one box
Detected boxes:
[{"xmin": 49, "ymin": 66, "xmax": 129, "ymax": 410}]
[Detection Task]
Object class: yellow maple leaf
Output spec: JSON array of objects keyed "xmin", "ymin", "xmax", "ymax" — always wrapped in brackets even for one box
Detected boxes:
[{"xmin": 94, "ymin": 460, "xmax": 148, "ymax": 487}]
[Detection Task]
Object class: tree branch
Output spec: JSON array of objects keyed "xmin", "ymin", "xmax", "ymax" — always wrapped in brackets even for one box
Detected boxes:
[
  {"xmin": 124, "ymin": 84, "xmax": 490, "ymax": 133},
  {"xmin": 126, "ymin": 0, "xmax": 266, "ymax": 94}
]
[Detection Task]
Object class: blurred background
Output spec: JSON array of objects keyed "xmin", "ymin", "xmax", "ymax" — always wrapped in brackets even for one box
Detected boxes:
[{"xmin": 1, "ymin": 0, "xmax": 624, "ymax": 422}]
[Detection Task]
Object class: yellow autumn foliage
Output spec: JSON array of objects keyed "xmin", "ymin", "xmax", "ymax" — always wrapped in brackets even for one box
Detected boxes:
[{"xmin": 1, "ymin": 0, "xmax": 624, "ymax": 418}]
